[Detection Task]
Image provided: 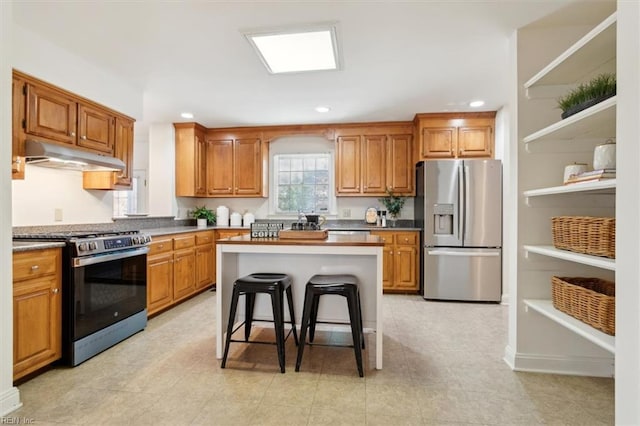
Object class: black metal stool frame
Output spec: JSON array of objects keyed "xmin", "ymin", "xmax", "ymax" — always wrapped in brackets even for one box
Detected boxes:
[
  {"xmin": 295, "ymin": 274, "xmax": 366, "ymax": 377},
  {"xmin": 221, "ymin": 273, "xmax": 299, "ymax": 373}
]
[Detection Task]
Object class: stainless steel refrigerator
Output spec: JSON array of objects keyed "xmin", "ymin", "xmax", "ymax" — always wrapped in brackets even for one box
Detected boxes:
[{"xmin": 415, "ymin": 160, "xmax": 502, "ymax": 302}]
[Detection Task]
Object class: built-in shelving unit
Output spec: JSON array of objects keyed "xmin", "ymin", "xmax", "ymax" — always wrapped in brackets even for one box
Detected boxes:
[
  {"xmin": 523, "ymin": 299, "xmax": 615, "ymax": 353},
  {"xmin": 524, "ymin": 245, "xmax": 615, "ymax": 271},
  {"xmin": 523, "ymin": 179, "xmax": 616, "ymax": 197},
  {"xmin": 510, "ymin": 7, "xmax": 618, "ymax": 378}
]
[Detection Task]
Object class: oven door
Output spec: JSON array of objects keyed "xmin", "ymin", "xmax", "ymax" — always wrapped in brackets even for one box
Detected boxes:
[{"xmin": 72, "ymin": 247, "xmax": 148, "ymax": 340}]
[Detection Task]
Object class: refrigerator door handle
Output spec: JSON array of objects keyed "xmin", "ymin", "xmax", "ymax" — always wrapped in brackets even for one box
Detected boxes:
[
  {"xmin": 464, "ymin": 165, "xmax": 471, "ymax": 243},
  {"xmin": 427, "ymin": 250, "xmax": 500, "ymax": 257},
  {"xmin": 458, "ymin": 164, "xmax": 465, "ymax": 242}
]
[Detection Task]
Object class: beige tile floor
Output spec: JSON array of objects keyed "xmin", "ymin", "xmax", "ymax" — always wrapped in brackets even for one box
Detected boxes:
[{"xmin": 10, "ymin": 291, "xmax": 613, "ymax": 425}]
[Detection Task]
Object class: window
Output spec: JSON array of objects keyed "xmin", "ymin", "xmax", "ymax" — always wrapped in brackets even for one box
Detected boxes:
[{"xmin": 274, "ymin": 153, "xmax": 331, "ymax": 214}]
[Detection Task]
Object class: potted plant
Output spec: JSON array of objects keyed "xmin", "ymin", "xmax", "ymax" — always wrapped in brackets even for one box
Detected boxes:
[
  {"xmin": 191, "ymin": 205, "xmax": 216, "ymax": 228},
  {"xmin": 378, "ymin": 188, "xmax": 406, "ymax": 227},
  {"xmin": 557, "ymin": 73, "xmax": 616, "ymax": 119}
]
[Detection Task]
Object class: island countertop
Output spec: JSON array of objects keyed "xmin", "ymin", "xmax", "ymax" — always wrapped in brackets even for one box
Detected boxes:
[{"xmin": 216, "ymin": 233, "xmax": 384, "ymax": 246}]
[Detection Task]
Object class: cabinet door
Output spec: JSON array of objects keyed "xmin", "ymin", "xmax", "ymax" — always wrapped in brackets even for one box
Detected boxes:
[
  {"xmin": 173, "ymin": 248, "xmax": 195, "ymax": 301},
  {"xmin": 387, "ymin": 134, "xmax": 414, "ymax": 194},
  {"xmin": 371, "ymin": 231, "xmax": 394, "ymax": 291},
  {"xmin": 147, "ymin": 252, "xmax": 174, "ymax": 316},
  {"xmin": 114, "ymin": 117, "xmax": 134, "ymax": 188},
  {"xmin": 234, "ymin": 138, "xmax": 262, "ymax": 196},
  {"xmin": 13, "ymin": 276, "xmax": 61, "ymax": 380},
  {"xmin": 457, "ymin": 125, "xmax": 493, "ymax": 158},
  {"xmin": 26, "ymin": 83, "xmax": 77, "ymax": 145},
  {"xmin": 77, "ymin": 103, "xmax": 115, "ymax": 153},
  {"xmin": 336, "ymin": 135, "xmax": 362, "ymax": 194},
  {"xmin": 420, "ymin": 127, "xmax": 456, "ymax": 159},
  {"xmin": 195, "ymin": 244, "xmax": 214, "ymax": 290},
  {"xmin": 12, "ymin": 77, "xmax": 25, "ymax": 179},
  {"xmin": 394, "ymin": 246, "xmax": 418, "ymax": 291},
  {"xmin": 362, "ymin": 135, "xmax": 387, "ymax": 194},
  {"xmin": 195, "ymin": 130, "xmax": 207, "ymax": 196},
  {"xmin": 207, "ymin": 139, "xmax": 234, "ymax": 196}
]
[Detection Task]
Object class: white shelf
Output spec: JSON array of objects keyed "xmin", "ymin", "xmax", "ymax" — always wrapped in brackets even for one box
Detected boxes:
[
  {"xmin": 524, "ymin": 12, "xmax": 617, "ymax": 88},
  {"xmin": 524, "ymin": 245, "xmax": 615, "ymax": 271},
  {"xmin": 523, "ymin": 96, "xmax": 616, "ymax": 143},
  {"xmin": 524, "ymin": 299, "xmax": 615, "ymax": 354},
  {"xmin": 524, "ymin": 179, "xmax": 616, "ymax": 197}
]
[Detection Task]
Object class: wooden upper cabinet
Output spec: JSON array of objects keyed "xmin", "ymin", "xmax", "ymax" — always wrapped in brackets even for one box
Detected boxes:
[
  {"xmin": 113, "ymin": 117, "xmax": 134, "ymax": 187},
  {"xmin": 421, "ymin": 127, "xmax": 457, "ymax": 158},
  {"xmin": 13, "ymin": 70, "xmax": 135, "ymax": 181},
  {"xmin": 362, "ymin": 135, "xmax": 386, "ymax": 194},
  {"xmin": 387, "ymin": 134, "xmax": 413, "ymax": 194},
  {"xmin": 25, "ymin": 83, "xmax": 77, "ymax": 145},
  {"xmin": 234, "ymin": 138, "xmax": 262, "ymax": 196},
  {"xmin": 336, "ymin": 135, "xmax": 362, "ymax": 194},
  {"xmin": 77, "ymin": 103, "xmax": 115, "ymax": 153},
  {"xmin": 415, "ymin": 112, "xmax": 495, "ymax": 160},
  {"xmin": 336, "ymin": 124, "xmax": 414, "ymax": 196},
  {"xmin": 205, "ymin": 134, "xmax": 265, "ymax": 198},
  {"xmin": 457, "ymin": 125, "xmax": 493, "ymax": 158},
  {"xmin": 174, "ymin": 123, "xmax": 208, "ymax": 197},
  {"xmin": 206, "ymin": 139, "xmax": 234, "ymax": 196}
]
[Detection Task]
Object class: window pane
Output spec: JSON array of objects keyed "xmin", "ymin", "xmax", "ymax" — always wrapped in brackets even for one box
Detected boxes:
[{"xmin": 274, "ymin": 153, "xmax": 332, "ymax": 214}]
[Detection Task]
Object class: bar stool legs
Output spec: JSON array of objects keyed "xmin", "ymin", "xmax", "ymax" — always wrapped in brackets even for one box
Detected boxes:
[
  {"xmin": 295, "ymin": 274, "xmax": 365, "ymax": 377},
  {"xmin": 221, "ymin": 273, "xmax": 297, "ymax": 373}
]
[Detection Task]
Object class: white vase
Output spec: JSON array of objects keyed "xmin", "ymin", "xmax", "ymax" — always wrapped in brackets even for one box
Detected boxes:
[
  {"xmin": 196, "ymin": 218, "xmax": 207, "ymax": 228},
  {"xmin": 593, "ymin": 140, "xmax": 616, "ymax": 170}
]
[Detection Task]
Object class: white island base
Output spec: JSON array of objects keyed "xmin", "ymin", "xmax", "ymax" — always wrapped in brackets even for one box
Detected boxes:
[{"xmin": 215, "ymin": 234, "xmax": 384, "ymax": 370}]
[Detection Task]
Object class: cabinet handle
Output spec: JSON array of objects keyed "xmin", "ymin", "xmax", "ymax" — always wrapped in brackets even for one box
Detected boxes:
[
  {"xmin": 52, "ymin": 288, "xmax": 59, "ymax": 294},
  {"xmin": 31, "ymin": 265, "xmax": 39, "ymax": 271},
  {"xmin": 70, "ymin": 131, "xmax": 76, "ymax": 137},
  {"xmin": 81, "ymin": 135, "xmax": 87, "ymax": 140},
  {"xmin": 159, "ymin": 244, "xmax": 164, "ymax": 249}
]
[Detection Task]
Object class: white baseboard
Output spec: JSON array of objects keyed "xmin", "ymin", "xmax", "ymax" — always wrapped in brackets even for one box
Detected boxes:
[
  {"xmin": 0, "ymin": 386, "xmax": 21, "ymax": 417},
  {"xmin": 503, "ymin": 345, "xmax": 614, "ymax": 377}
]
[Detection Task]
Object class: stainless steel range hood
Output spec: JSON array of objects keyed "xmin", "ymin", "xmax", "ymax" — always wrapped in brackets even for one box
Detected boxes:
[{"xmin": 24, "ymin": 140, "xmax": 125, "ymax": 171}]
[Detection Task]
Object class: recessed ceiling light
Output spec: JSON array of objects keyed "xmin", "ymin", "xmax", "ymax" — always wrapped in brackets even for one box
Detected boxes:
[
  {"xmin": 469, "ymin": 100, "xmax": 485, "ymax": 108},
  {"xmin": 244, "ymin": 23, "xmax": 340, "ymax": 74},
  {"xmin": 315, "ymin": 106, "xmax": 330, "ymax": 113},
  {"xmin": 181, "ymin": 112, "xmax": 194, "ymax": 119}
]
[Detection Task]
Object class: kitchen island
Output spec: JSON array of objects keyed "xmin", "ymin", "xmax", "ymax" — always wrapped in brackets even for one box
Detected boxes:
[{"xmin": 216, "ymin": 233, "xmax": 385, "ymax": 369}]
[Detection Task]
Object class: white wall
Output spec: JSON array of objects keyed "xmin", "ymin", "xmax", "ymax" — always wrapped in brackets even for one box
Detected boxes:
[
  {"xmin": 148, "ymin": 124, "xmax": 177, "ymax": 217},
  {"xmin": 0, "ymin": 2, "xmax": 20, "ymax": 416},
  {"xmin": 10, "ymin": 23, "xmax": 144, "ymax": 225}
]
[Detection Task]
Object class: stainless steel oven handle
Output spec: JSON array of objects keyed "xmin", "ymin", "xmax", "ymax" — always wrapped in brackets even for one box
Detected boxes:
[{"xmin": 73, "ymin": 246, "xmax": 149, "ymax": 268}]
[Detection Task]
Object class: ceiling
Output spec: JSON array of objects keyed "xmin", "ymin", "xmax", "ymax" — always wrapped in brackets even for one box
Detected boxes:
[{"xmin": 12, "ymin": 1, "xmax": 611, "ymax": 129}]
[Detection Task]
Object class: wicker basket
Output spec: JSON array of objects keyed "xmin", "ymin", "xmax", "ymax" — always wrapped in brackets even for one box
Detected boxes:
[
  {"xmin": 551, "ymin": 276, "xmax": 615, "ymax": 335},
  {"xmin": 551, "ymin": 216, "xmax": 615, "ymax": 258}
]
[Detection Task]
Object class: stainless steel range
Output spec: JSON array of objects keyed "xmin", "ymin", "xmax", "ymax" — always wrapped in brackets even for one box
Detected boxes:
[{"xmin": 14, "ymin": 230, "xmax": 151, "ymax": 366}]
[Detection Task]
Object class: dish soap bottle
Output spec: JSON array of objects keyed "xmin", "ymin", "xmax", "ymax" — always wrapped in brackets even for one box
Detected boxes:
[{"xmin": 381, "ymin": 211, "xmax": 387, "ymax": 227}]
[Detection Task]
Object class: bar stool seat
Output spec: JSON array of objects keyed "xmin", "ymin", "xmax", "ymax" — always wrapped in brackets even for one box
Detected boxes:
[
  {"xmin": 221, "ymin": 273, "xmax": 298, "ymax": 373},
  {"xmin": 295, "ymin": 274, "xmax": 365, "ymax": 377}
]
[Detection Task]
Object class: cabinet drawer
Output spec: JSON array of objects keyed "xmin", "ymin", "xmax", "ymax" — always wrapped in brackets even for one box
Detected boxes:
[
  {"xmin": 149, "ymin": 237, "xmax": 173, "ymax": 255},
  {"xmin": 370, "ymin": 231, "xmax": 394, "ymax": 246},
  {"xmin": 196, "ymin": 231, "xmax": 214, "ymax": 245},
  {"xmin": 174, "ymin": 234, "xmax": 196, "ymax": 250},
  {"xmin": 216, "ymin": 230, "xmax": 249, "ymax": 240},
  {"xmin": 13, "ymin": 248, "xmax": 60, "ymax": 282},
  {"xmin": 395, "ymin": 233, "xmax": 418, "ymax": 246}
]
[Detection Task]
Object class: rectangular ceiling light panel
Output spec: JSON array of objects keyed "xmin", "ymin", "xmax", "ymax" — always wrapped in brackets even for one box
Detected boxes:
[{"xmin": 246, "ymin": 25, "xmax": 340, "ymax": 74}]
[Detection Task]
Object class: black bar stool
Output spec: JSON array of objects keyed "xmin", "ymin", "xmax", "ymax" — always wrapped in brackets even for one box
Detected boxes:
[
  {"xmin": 221, "ymin": 273, "xmax": 298, "ymax": 373},
  {"xmin": 295, "ymin": 274, "xmax": 365, "ymax": 377}
]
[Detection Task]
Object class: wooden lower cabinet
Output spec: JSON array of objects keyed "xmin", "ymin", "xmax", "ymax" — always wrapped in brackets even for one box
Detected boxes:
[
  {"xmin": 146, "ymin": 230, "xmax": 214, "ymax": 316},
  {"xmin": 13, "ymin": 248, "xmax": 62, "ymax": 381},
  {"xmin": 371, "ymin": 230, "xmax": 419, "ymax": 293}
]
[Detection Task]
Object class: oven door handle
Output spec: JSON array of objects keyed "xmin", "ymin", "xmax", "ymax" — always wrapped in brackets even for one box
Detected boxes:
[{"xmin": 72, "ymin": 246, "xmax": 149, "ymax": 268}]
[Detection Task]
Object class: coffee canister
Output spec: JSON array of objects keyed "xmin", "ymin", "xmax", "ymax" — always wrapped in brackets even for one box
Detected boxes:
[
  {"xmin": 593, "ymin": 139, "xmax": 616, "ymax": 170},
  {"xmin": 563, "ymin": 163, "xmax": 588, "ymax": 183},
  {"xmin": 216, "ymin": 205, "xmax": 229, "ymax": 227},
  {"xmin": 230, "ymin": 212, "xmax": 242, "ymax": 227}
]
